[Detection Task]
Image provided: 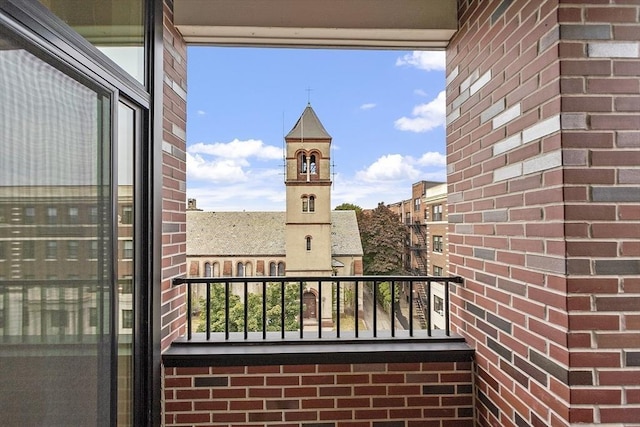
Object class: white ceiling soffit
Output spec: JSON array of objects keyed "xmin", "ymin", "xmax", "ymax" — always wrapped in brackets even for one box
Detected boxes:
[{"xmin": 174, "ymin": 0, "xmax": 458, "ymax": 49}]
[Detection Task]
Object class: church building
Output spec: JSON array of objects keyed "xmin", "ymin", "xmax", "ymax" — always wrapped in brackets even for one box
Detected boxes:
[{"xmin": 186, "ymin": 104, "xmax": 364, "ymax": 326}]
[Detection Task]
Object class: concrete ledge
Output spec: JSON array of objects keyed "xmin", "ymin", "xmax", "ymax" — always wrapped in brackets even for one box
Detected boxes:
[{"xmin": 163, "ymin": 335, "xmax": 473, "ymax": 367}]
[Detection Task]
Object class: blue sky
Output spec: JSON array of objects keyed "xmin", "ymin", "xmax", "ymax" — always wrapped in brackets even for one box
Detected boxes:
[{"xmin": 186, "ymin": 47, "xmax": 446, "ymax": 211}]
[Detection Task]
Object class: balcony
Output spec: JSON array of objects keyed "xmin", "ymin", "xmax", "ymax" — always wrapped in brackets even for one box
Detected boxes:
[{"xmin": 163, "ymin": 276, "xmax": 474, "ymax": 426}]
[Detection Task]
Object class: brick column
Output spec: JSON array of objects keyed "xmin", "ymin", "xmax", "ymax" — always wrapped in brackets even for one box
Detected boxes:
[
  {"xmin": 560, "ymin": 2, "xmax": 640, "ymax": 424},
  {"xmin": 447, "ymin": 0, "xmax": 639, "ymax": 425},
  {"xmin": 161, "ymin": 0, "xmax": 188, "ymax": 351}
]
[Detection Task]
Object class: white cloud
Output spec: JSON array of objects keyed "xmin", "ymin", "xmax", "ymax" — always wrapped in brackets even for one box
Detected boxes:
[
  {"xmin": 355, "ymin": 154, "xmax": 421, "ymax": 182},
  {"xmin": 360, "ymin": 103, "xmax": 377, "ymax": 110},
  {"xmin": 197, "ymin": 110, "xmax": 206, "ymax": 116},
  {"xmin": 417, "ymin": 151, "xmax": 446, "ymax": 167},
  {"xmin": 414, "ymin": 89, "xmax": 428, "ymax": 97},
  {"xmin": 186, "ymin": 153, "xmax": 250, "ymax": 183},
  {"xmin": 396, "ymin": 51, "xmax": 446, "ymax": 72},
  {"xmin": 188, "ymin": 138, "xmax": 283, "ymax": 160},
  {"xmin": 394, "ymin": 91, "xmax": 446, "ymax": 133}
]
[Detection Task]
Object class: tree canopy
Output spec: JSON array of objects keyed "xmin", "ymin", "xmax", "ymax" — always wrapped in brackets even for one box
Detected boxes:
[{"xmin": 358, "ymin": 203, "xmax": 408, "ymax": 275}]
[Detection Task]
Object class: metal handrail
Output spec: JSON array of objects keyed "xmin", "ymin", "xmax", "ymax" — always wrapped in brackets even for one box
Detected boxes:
[{"xmin": 172, "ymin": 275, "xmax": 463, "ymax": 342}]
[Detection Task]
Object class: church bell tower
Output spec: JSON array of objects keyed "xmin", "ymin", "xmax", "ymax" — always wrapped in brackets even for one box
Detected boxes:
[{"xmin": 284, "ymin": 104, "xmax": 333, "ymax": 277}]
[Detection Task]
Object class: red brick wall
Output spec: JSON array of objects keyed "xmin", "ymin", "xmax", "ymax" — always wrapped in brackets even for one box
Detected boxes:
[
  {"xmin": 447, "ymin": 0, "xmax": 639, "ymax": 425},
  {"xmin": 559, "ymin": 1, "xmax": 640, "ymax": 424},
  {"xmin": 164, "ymin": 362, "xmax": 473, "ymax": 426},
  {"xmin": 161, "ymin": 0, "xmax": 188, "ymax": 351}
]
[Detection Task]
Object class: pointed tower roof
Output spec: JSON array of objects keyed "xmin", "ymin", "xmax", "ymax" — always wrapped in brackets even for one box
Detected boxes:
[{"xmin": 286, "ymin": 104, "xmax": 331, "ymax": 139}]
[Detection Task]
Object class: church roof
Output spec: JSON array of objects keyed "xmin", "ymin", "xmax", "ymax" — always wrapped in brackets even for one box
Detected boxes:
[
  {"xmin": 285, "ymin": 104, "xmax": 331, "ymax": 139},
  {"xmin": 187, "ymin": 210, "xmax": 362, "ymax": 257}
]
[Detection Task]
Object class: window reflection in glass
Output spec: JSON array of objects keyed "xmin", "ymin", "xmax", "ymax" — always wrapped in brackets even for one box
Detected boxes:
[
  {"xmin": 39, "ymin": 0, "xmax": 146, "ymax": 84},
  {"xmin": 0, "ymin": 39, "xmax": 111, "ymax": 425}
]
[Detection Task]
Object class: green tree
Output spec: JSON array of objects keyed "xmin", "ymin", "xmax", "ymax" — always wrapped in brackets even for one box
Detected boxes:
[
  {"xmin": 359, "ymin": 202, "xmax": 408, "ymax": 275},
  {"xmin": 197, "ymin": 282, "xmax": 301, "ymax": 333}
]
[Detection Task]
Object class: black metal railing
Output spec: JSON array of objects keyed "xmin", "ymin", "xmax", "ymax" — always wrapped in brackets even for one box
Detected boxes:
[{"xmin": 172, "ymin": 275, "xmax": 463, "ymax": 342}]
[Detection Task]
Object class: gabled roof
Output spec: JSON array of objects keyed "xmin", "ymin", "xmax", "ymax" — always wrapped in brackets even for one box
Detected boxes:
[
  {"xmin": 187, "ymin": 210, "xmax": 362, "ymax": 256},
  {"xmin": 285, "ymin": 104, "xmax": 331, "ymax": 139}
]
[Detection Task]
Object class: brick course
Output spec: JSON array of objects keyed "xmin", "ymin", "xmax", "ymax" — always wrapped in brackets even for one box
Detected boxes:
[{"xmin": 164, "ymin": 363, "xmax": 474, "ymax": 427}]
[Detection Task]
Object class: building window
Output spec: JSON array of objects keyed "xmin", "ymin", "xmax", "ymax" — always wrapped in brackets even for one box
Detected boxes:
[
  {"xmin": 269, "ymin": 262, "xmax": 277, "ymax": 276},
  {"xmin": 300, "ymin": 153, "xmax": 307, "ymax": 173},
  {"xmin": 89, "ymin": 241, "xmax": 98, "ymax": 260},
  {"xmin": 22, "ymin": 241, "xmax": 35, "ymax": 259},
  {"xmin": 306, "ymin": 236, "xmax": 312, "ymax": 251},
  {"xmin": 204, "ymin": 262, "xmax": 212, "ymax": 277},
  {"xmin": 47, "ymin": 207, "xmax": 58, "ymax": 225},
  {"xmin": 277, "ymin": 262, "xmax": 285, "ymax": 276},
  {"xmin": 309, "ymin": 195, "xmax": 315, "ymax": 212},
  {"xmin": 121, "ymin": 206, "xmax": 133, "ymax": 224},
  {"xmin": 68, "ymin": 207, "xmax": 79, "ymax": 224},
  {"xmin": 433, "ymin": 235, "xmax": 443, "ymax": 253},
  {"xmin": 433, "ymin": 295, "xmax": 444, "ymax": 315},
  {"xmin": 119, "ymin": 277, "xmax": 133, "ymax": 294},
  {"xmin": 89, "ymin": 207, "xmax": 98, "ymax": 224},
  {"xmin": 432, "ymin": 204, "xmax": 443, "ymax": 221},
  {"xmin": 123, "ymin": 240, "xmax": 133, "ymax": 259},
  {"xmin": 24, "ymin": 207, "xmax": 35, "ymax": 224},
  {"xmin": 49, "ymin": 310, "xmax": 68, "ymax": 328},
  {"xmin": 302, "ymin": 196, "xmax": 309, "ymax": 212},
  {"xmin": 433, "ymin": 265, "xmax": 443, "ymax": 276},
  {"xmin": 67, "ymin": 241, "xmax": 78, "ymax": 260},
  {"xmin": 89, "ymin": 308, "xmax": 97, "ymax": 327},
  {"xmin": 122, "ymin": 310, "xmax": 133, "ymax": 329},
  {"xmin": 405, "ymin": 212, "xmax": 411, "ymax": 225},
  {"xmin": 46, "ymin": 241, "xmax": 58, "ymax": 260},
  {"xmin": 414, "ymin": 198, "xmax": 421, "ymax": 211},
  {"xmin": 237, "ymin": 262, "xmax": 245, "ymax": 277},
  {"xmin": 0, "ymin": 242, "xmax": 4, "ymax": 260}
]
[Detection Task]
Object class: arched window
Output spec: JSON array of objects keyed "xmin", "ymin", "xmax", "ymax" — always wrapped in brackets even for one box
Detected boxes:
[
  {"xmin": 245, "ymin": 262, "xmax": 253, "ymax": 276},
  {"xmin": 309, "ymin": 195, "xmax": 315, "ymax": 212},
  {"xmin": 300, "ymin": 153, "xmax": 307, "ymax": 173},
  {"xmin": 277, "ymin": 262, "xmax": 285, "ymax": 276},
  {"xmin": 306, "ymin": 236, "xmax": 312, "ymax": 251},
  {"xmin": 309, "ymin": 154, "xmax": 317, "ymax": 174},
  {"xmin": 204, "ymin": 262, "xmax": 212, "ymax": 277},
  {"xmin": 269, "ymin": 262, "xmax": 277, "ymax": 276},
  {"xmin": 213, "ymin": 262, "xmax": 220, "ymax": 277},
  {"xmin": 302, "ymin": 195, "xmax": 309, "ymax": 212},
  {"xmin": 237, "ymin": 262, "xmax": 244, "ymax": 277}
]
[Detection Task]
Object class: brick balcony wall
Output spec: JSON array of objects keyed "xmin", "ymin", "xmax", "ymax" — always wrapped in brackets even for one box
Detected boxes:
[
  {"xmin": 161, "ymin": 0, "xmax": 189, "ymax": 352},
  {"xmin": 447, "ymin": 0, "xmax": 639, "ymax": 425},
  {"xmin": 164, "ymin": 361, "xmax": 474, "ymax": 427}
]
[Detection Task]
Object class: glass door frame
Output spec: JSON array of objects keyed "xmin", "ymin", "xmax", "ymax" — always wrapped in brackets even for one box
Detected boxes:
[{"xmin": 0, "ymin": 1, "xmax": 162, "ymax": 425}]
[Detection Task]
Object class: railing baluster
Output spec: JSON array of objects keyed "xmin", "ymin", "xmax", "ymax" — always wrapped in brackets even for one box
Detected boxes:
[
  {"xmin": 445, "ymin": 280, "xmax": 450, "ymax": 337},
  {"xmin": 225, "ymin": 281, "xmax": 230, "ymax": 341},
  {"xmin": 354, "ymin": 280, "xmax": 359, "ymax": 338},
  {"xmin": 280, "ymin": 281, "xmax": 285, "ymax": 339},
  {"xmin": 262, "ymin": 281, "xmax": 267, "ymax": 340},
  {"xmin": 186, "ymin": 282, "xmax": 192, "ymax": 341},
  {"xmin": 205, "ymin": 282, "xmax": 211, "ymax": 341},
  {"xmin": 409, "ymin": 281, "xmax": 413, "ymax": 337},
  {"xmin": 390, "ymin": 280, "xmax": 395, "ymax": 338},
  {"xmin": 243, "ymin": 280, "xmax": 248, "ymax": 340},
  {"xmin": 318, "ymin": 281, "xmax": 322, "ymax": 339},
  {"xmin": 299, "ymin": 281, "xmax": 304, "ymax": 339},
  {"xmin": 336, "ymin": 280, "xmax": 341, "ymax": 338},
  {"xmin": 426, "ymin": 280, "xmax": 432, "ymax": 337},
  {"xmin": 373, "ymin": 281, "xmax": 377, "ymax": 338}
]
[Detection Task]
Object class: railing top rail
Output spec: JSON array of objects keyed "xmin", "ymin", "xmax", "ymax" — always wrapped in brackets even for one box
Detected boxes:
[{"xmin": 172, "ymin": 275, "xmax": 464, "ymax": 285}]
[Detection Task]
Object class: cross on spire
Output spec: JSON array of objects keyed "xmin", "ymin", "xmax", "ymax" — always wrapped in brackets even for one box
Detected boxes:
[{"xmin": 306, "ymin": 87, "xmax": 313, "ymax": 104}]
